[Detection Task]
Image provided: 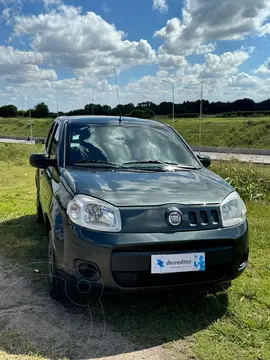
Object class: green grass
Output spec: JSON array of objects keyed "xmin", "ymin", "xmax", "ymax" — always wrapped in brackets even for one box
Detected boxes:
[
  {"xmin": 0, "ymin": 118, "xmax": 52, "ymax": 138},
  {"xmin": 0, "ymin": 144, "xmax": 269, "ymax": 360},
  {"xmin": 210, "ymin": 160, "xmax": 270, "ymax": 202},
  {"xmin": 1, "ymin": 116, "xmax": 270, "ymax": 149},
  {"xmin": 165, "ymin": 117, "xmax": 270, "ymax": 149},
  {"xmin": 0, "ymin": 143, "xmax": 43, "ymax": 166}
]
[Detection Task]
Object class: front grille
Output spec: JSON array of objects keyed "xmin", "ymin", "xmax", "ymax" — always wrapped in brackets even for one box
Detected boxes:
[
  {"xmin": 120, "ymin": 205, "xmax": 222, "ymax": 233},
  {"xmin": 185, "ymin": 208, "xmax": 220, "ymax": 228},
  {"xmin": 113, "ymin": 265, "xmax": 229, "ymax": 288},
  {"xmin": 114, "ymin": 239, "xmax": 233, "ymax": 253}
]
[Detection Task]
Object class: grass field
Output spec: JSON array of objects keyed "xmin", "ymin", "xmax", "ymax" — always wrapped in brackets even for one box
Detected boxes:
[
  {"xmin": 0, "ymin": 143, "xmax": 269, "ymax": 360},
  {"xmin": 1, "ymin": 116, "xmax": 270, "ymax": 149}
]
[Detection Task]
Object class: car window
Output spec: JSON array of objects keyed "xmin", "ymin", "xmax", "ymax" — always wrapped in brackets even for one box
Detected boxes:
[
  {"xmin": 65, "ymin": 124, "xmax": 198, "ymax": 167},
  {"xmin": 48, "ymin": 124, "xmax": 60, "ymax": 159},
  {"xmin": 45, "ymin": 123, "xmax": 56, "ymax": 153}
]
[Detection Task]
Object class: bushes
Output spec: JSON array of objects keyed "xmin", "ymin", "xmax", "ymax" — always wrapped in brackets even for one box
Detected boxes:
[
  {"xmin": 211, "ymin": 160, "xmax": 270, "ymax": 202},
  {"xmin": 128, "ymin": 109, "xmax": 155, "ymax": 119},
  {"xmin": 168, "ymin": 113, "xmax": 199, "ymax": 119},
  {"xmin": 218, "ymin": 111, "xmax": 270, "ymax": 118}
]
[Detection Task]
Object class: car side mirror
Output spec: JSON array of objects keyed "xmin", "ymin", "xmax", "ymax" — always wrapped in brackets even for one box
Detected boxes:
[
  {"xmin": 197, "ymin": 154, "xmax": 211, "ymax": 168},
  {"xmin": 30, "ymin": 153, "xmax": 57, "ymax": 168}
]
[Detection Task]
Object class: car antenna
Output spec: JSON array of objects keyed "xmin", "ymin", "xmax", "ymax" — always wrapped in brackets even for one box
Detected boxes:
[
  {"xmin": 199, "ymin": 76, "xmax": 203, "ymax": 155},
  {"xmin": 114, "ymin": 68, "xmax": 122, "ymax": 124}
]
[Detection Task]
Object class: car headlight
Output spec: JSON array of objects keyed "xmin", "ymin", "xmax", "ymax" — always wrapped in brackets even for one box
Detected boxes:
[
  {"xmin": 67, "ymin": 195, "xmax": 122, "ymax": 232},
  {"xmin": 220, "ymin": 192, "xmax": 247, "ymax": 228}
]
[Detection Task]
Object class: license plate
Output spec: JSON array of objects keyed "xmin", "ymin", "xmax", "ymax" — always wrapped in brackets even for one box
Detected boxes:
[{"xmin": 151, "ymin": 253, "xmax": 206, "ymax": 274}]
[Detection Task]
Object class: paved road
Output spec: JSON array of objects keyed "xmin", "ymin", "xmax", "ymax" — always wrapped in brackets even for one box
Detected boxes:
[
  {"xmin": 194, "ymin": 151, "xmax": 270, "ymax": 165},
  {"xmin": 1, "ymin": 137, "xmax": 270, "ymax": 165},
  {"xmin": 0, "ymin": 138, "xmax": 36, "ymax": 144}
]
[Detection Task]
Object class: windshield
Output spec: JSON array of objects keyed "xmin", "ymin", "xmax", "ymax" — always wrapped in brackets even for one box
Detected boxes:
[{"xmin": 65, "ymin": 124, "xmax": 199, "ymax": 168}]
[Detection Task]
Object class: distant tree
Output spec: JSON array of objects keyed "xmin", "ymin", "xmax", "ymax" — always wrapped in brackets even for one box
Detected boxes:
[
  {"xmin": 129, "ymin": 109, "xmax": 146, "ymax": 118},
  {"xmin": 33, "ymin": 102, "xmax": 49, "ymax": 118},
  {"xmin": 144, "ymin": 109, "xmax": 155, "ymax": 119},
  {"xmin": 255, "ymin": 98, "xmax": 270, "ymax": 111},
  {"xmin": 157, "ymin": 102, "xmax": 173, "ymax": 115},
  {"xmin": 124, "ymin": 103, "xmax": 135, "ymax": 114},
  {"xmin": 137, "ymin": 101, "xmax": 157, "ymax": 112},
  {"xmin": 232, "ymin": 98, "xmax": 255, "ymax": 112},
  {"xmin": 0, "ymin": 105, "xmax": 18, "ymax": 117},
  {"xmin": 4, "ymin": 96, "xmax": 270, "ymax": 120},
  {"xmin": 102, "ymin": 105, "xmax": 112, "ymax": 115},
  {"xmin": 17, "ymin": 110, "xmax": 26, "ymax": 117}
]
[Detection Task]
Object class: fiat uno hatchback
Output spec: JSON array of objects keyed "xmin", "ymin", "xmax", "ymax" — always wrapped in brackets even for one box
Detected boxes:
[{"xmin": 30, "ymin": 116, "xmax": 249, "ymax": 300}]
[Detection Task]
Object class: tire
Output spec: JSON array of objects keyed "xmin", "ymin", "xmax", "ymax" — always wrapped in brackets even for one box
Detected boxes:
[
  {"xmin": 37, "ymin": 200, "xmax": 44, "ymax": 224},
  {"xmin": 36, "ymin": 190, "xmax": 44, "ymax": 224},
  {"xmin": 48, "ymin": 232, "xmax": 102, "ymax": 303},
  {"xmin": 48, "ymin": 231, "xmax": 67, "ymax": 302}
]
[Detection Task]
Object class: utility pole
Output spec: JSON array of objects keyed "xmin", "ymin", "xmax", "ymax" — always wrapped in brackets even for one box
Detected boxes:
[
  {"xmin": 18, "ymin": 92, "xmax": 24, "ymax": 113},
  {"xmin": 199, "ymin": 78, "xmax": 203, "ymax": 155},
  {"xmin": 92, "ymin": 87, "xmax": 94, "ymax": 115},
  {"xmin": 28, "ymin": 94, "xmax": 33, "ymax": 140},
  {"xmin": 172, "ymin": 82, "xmax": 175, "ymax": 129},
  {"xmin": 56, "ymin": 93, "xmax": 59, "ymax": 116}
]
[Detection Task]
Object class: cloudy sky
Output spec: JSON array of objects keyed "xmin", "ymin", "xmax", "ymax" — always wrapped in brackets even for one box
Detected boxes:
[{"xmin": 1, "ymin": 0, "xmax": 270, "ymax": 112}]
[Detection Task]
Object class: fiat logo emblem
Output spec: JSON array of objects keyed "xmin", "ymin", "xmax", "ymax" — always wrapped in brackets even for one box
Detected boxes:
[{"xmin": 168, "ymin": 211, "xmax": 182, "ymax": 226}]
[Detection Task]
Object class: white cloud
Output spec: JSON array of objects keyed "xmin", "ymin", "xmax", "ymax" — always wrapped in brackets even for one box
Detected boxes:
[
  {"xmin": 5, "ymin": 76, "xmax": 116, "ymax": 112},
  {"xmin": 255, "ymin": 57, "xmax": 270, "ymax": 75},
  {"xmin": 0, "ymin": 0, "xmax": 22, "ymax": 4},
  {"xmin": 195, "ymin": 43, "xmax": 216, "ymax": 55},
  {"xmin": 111, "ymin": 49, "xmax": 256, "ymax": 106},
  {"xmin": 155, "ymin": 0, "xmax": 270, "ymax": 56},
  {"xmin": 152, "ymin": 0, "xmax": 168, "ymax": 13},
  {"xmin": 258, "ymin": 22, "xmax": 270, "ymax": 35},
  {"xmin": 101, "ymin": 2, "xmax": 110, "ymax": 13},
  {"xmin": 228, "ymin": 73, "xmax": 259, "ymax": 88},
  {"xmin": 12, "ymin": 5, "xmax": 156, "ymax": 79},
  {"xmin": 0, "ymin": 46, "xmax": 57, "ymax": 84},
  {"xmin": 0, "ymin": 46, "xmax": 43, "ymax": 65},
  {"xmin": 1, "ymin": 7, "xmax": 11, "ymax": 22},
  {"xmin": 0, "ymin": 1, "xmax": 269, "ymax": 111},
  {"xmin": 157, "ymin": 54, "xmax": 187, "ymax": 69},
  {"xmin": 43, "ymin": 0, "xmax": 62, "ymax": 11},
  {"xmin": 202, "ymin": 51, "xmax": 249, "ymax": 78}
]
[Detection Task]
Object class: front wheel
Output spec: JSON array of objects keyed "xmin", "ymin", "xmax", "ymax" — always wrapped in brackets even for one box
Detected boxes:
[
  {"xmin": 48, "ymin": 232, "xmax": 67, "ymax": 302},
  {"xmin": 36, "ymin": 191, "xmax": 44, "ymax": 224}
]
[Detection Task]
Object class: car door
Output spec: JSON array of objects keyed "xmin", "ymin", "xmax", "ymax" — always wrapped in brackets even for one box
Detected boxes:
[{"xmin": 39, "ymin": 122, "xmax": 60, "ymax": 221}]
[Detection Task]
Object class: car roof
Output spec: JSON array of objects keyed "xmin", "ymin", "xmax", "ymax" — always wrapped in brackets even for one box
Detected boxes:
[{"xmin": 57, "ymin": 115, "xmax": 167, "ymax": 127}]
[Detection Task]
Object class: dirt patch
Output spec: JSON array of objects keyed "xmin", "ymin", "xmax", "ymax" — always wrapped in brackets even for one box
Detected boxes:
[{"xmin": 0, "ymin": 259, "xmax": 180, "ymax": 360}]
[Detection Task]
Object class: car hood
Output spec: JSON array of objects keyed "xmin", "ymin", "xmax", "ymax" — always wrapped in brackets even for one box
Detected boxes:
[{"xmin": 60, "ymin": 167, "xmax": 233, "ymax": 207}]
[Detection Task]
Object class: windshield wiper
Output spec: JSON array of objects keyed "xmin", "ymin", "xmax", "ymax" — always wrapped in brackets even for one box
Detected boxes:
[
  {"xmin": 122, "ymin": 160, "xmax": 200, "ymax": 169},
  {"xmin": 72, "ymin": 160, "xmax": 121, "ymax": 168},
  {"xmin": 162, "ymin": 162, "xmax": 200, "ymax": 169},
  {"xmin": 123, "ymin": 160, "xmax": 165, "ymax": 165}
]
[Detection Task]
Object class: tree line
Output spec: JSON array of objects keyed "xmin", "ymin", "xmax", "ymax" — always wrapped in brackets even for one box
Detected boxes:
[{"xmin": 1, "ymin": 98, "xmax": 270, "ymax": 118}]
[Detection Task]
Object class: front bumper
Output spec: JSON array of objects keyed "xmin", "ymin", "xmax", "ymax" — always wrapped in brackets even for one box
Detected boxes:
[{"xmin": 55, "ymin": 220, "xmax": 249, "ymax": 292}]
